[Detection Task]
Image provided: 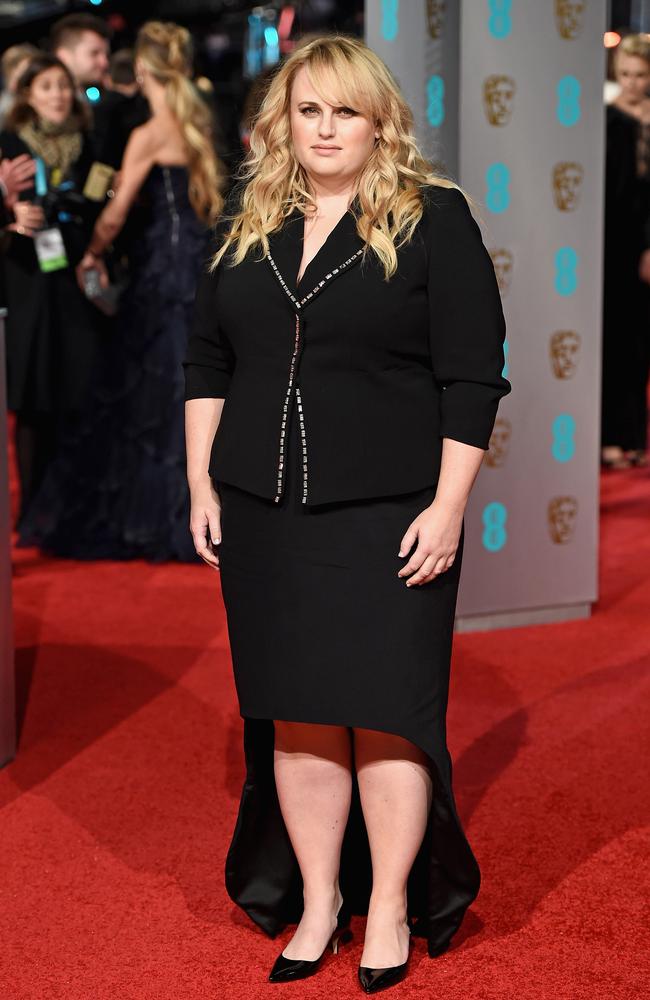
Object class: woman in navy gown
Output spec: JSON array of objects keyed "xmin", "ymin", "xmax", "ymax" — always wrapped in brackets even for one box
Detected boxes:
[{"xmin": 19, "ymin": 21, "xmax": 225, "ymax": 560}]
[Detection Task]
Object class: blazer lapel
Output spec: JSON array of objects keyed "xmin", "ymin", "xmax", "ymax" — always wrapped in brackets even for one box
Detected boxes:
[{"xmin": 266, "ymin": 196, "xmax": 366, "ymax": 312}]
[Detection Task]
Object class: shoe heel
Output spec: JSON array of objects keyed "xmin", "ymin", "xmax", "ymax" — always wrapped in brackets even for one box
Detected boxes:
[{"xmin": 331, "ymin": 926, "xmax": 353, "ymax": 954}]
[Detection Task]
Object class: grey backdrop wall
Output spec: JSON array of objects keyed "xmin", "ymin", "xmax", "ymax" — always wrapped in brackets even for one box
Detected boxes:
[{"xmin": 366, "ymin": 0, "xmax": 606, "ymax": 630}]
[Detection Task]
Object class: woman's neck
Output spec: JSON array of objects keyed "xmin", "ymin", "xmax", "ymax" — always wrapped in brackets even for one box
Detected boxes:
[
  {"xmin": 304, "ymin": 177, "xmax": 357, "ymax": 217},
  {"xmin": 145, "ymin": 80, "xmax": 170, "ymax": 118}
]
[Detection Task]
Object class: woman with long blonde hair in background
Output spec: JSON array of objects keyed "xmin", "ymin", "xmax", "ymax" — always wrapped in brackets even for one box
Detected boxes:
[
  {"xmin": 20, "ymin": 21, "xmax": 227, "ymax": 561},
  {"xmin": 184, "ymin": 34, "xmax": 509, "ymax": 991},
  {"xmin": 601, "ymin": 33, "xmax": 650, "ymax": 468}
]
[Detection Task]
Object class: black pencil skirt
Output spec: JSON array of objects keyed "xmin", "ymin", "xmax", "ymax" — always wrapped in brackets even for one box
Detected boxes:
[{"xmin": 215, "ymin": 396, "xmax": 480, "ymax": 957}]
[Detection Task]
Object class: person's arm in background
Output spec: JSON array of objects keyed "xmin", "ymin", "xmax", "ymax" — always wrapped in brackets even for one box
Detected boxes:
[
  {"xmin": 638, "ymin": 186, "xmax": 650, "ymax": 284},
  {"xmin": 76, "ymin": 123, "xmax": 154, "ymax": 287},
  {"xmin": 0, "ymin": 151, "xmax": 39, "ymax": 233}
]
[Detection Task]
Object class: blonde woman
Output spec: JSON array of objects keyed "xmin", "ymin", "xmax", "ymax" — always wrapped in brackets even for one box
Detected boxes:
[
  {"xmin": 21, "ymin": 22, "xmax": 226, "ymax": 560},
  {"xmin": 184, "ymin": 36, "xmax": 509, "ymax": 992},
  {"xmin": 602, "ymin": 34, "xmax": 650, "ymax": 469}
]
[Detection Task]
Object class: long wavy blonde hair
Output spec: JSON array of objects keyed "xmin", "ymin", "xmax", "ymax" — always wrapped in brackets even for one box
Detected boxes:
[
  {"xmin": 212, "ymin": 35, "xmax": 465, "ymax": 279},
  {"xmin": 136, "ymin": 21, "xmax": 225, "ymax": 224}
]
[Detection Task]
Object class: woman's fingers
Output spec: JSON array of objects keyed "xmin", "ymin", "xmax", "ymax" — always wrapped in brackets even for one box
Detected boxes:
[
  {"xmin": 206, "ymin": 507, "xmax": 221, "ymax": 547},
  {"xmin": 14, "ymin": 203, "xmax": 44, "ymax": 230},
  {"xmin": 191, "ymin": 507, "xmax": 220, "ymax": 569},
  {"xmin": 398, "ymin": 545, "xmax": 456, "ymax": 586},
  {"xmin": 398, "ymin": 523, "xmax": 418, "ymax": 559}
]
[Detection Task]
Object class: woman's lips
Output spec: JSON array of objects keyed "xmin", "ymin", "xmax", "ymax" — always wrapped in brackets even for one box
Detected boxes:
[{"xmin": 312, "ymin": 146, "xmax": 341, "ymax": 155}]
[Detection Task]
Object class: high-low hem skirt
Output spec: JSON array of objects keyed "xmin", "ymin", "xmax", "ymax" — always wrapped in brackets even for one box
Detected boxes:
[{"xmin": 215, "ymin": 401, "xmax": 480, "ymax": 958}]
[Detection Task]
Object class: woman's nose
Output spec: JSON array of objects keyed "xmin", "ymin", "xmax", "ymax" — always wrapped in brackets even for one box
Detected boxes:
[{"xmin": 318, "ymin": 115, "xmax": 336, "ymax": 137}]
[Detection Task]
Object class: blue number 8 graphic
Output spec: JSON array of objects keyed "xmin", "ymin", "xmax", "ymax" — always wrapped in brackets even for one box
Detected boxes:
[
  {"xmin": 380, "ymin": 0, "xmax": 399, "ymax": 41},
  {"xmin": 556, "ymin": 76, "xmax": 581, "ymax": 126},
  {"xmin": 487, "ymin": 0, "xmax": 512, "ymax": 38},
  {"xmin": 551, "ymin": 414, "xmax": 576, "ymax": 462},
  {"xmin": 426, "ymin": 76, "xmax": 445, "ymax": 127},
  {"xmin": 486, "ymin": 163, "xmax": 511, "ymax": 213},
  {"xmin": 482, "ymin": 502, "xmax": 508, "ymax": 552},
  {"xmin": 555, "ymin": 246, "xmax": 578, "ymax": 295},
  {"xmin": 502, "ymin": 338, "xmax": 509, "ymax": 378}
]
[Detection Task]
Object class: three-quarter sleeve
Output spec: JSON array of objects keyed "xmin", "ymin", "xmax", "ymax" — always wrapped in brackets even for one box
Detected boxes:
[
  {"xmin": 183, "ymin": 253, "xmax": 236, "ymax": 400},
  {"xmin": 426, "ymin": 186, "xmax": 511, "ymax": 449}
]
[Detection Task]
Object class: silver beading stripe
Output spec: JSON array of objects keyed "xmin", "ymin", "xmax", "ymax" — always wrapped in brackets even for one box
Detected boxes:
[
  {"xmin": 295, "ymin": 386, "xmax": 308, "ymax": 504},
  {"xmin": 268, "ymin": 245, "xmax": 364, "ymax": 503},
  {"xmin": 274, "ymin": 314, "xmax": 301, "ymax": 502},
  {"xmin": 266, "ymin": 247, "xmax": 364, "ymax": 311}
]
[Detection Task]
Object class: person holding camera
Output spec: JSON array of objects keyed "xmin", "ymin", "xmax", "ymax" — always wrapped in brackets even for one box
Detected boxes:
[{"xmin": 0, "ymin": 53, "xmax": 102, "ymax": 524}]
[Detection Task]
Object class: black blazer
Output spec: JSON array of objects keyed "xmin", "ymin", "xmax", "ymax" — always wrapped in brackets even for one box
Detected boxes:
[{"xmin": 183, "ymin": 185, "xmax": 511, "ymax": 506}]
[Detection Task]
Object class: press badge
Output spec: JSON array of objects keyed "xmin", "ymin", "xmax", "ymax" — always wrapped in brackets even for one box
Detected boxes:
[
  {"xmin": 83, "ymin": 161, "xmax": 115, "ymax": 201},
  {"xmin": 34, "ymin": 227, "xmax": 68, "ymax": 272}
]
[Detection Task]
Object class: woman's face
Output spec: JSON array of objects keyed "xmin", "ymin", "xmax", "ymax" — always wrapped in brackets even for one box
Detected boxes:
[
  {"xmin": 615, "ymin": 52, "xmax": 650, "ymax": 103},
  {"xmin": 28, "ymin": 66, "xmax": 74, "ymax": 125},
  {"xmin": 290, "ymin": 66, "xmax": 378, "ymax": 190}
]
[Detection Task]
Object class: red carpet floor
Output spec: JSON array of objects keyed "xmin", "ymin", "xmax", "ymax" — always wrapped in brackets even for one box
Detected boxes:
[{"xmin": 1, "ymin": 466, "xmax": 649, "ymax": 999}]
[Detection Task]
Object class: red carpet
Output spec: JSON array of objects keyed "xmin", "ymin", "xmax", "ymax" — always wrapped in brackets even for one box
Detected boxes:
[{"xmin": 1, "ymin": 464, "xmax": 649, "ymax": 999}]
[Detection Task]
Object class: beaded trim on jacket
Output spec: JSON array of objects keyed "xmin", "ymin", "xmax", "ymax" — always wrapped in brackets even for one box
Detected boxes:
[{"xmin": 266, "ymin": 247, "xmax": 365, "ymax": 503}]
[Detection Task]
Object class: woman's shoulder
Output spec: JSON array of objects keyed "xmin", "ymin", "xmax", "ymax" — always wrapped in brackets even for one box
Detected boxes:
[{"xmin": 418, "ymin": 182, "xmax": 469, "ymax": 216}]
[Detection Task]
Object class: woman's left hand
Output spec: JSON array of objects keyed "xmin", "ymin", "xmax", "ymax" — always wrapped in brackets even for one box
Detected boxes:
[
  {"xmin": 397, "ymin": 500, "xmax": 463, "ymax": 586},
  {"xmin": 76, "ymin": 251, "xmax": 109, "ymax": 292}
]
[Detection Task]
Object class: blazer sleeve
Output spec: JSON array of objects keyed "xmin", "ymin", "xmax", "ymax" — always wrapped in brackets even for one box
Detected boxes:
[
  {"xmin": 425, "ymin": 185, "xmax": 511, "ymax": 449},
  {"xmin": 183, "ymin": 251, "xmax": 236, "ymax": 400}
]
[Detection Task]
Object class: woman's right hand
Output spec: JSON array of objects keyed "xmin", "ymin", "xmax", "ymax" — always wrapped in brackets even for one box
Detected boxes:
[
  {"xmin": 8, "ymin": 200, "xmax": 45, "ymax": 237},
  {"xmin": 190, "ymin": 479, "xmax": 222, "ymax": 569}
]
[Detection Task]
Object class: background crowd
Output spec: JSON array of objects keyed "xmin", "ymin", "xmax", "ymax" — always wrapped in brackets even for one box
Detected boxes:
[{"xmin": 0, "ymin": 2, "xmax": 649, "ymax": 563}]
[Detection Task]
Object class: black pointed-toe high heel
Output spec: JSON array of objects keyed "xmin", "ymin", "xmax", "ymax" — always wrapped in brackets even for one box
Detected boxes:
[
  {"xmin": 357, "ymin": 921, "xmax": 411, "ymax": 994},
  {"xmin": 268, "ymin": 899, "xmax": 352, "ymax": 983}
]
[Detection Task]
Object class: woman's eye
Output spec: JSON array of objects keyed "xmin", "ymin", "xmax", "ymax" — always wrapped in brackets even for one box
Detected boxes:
[
  {"xmin": 337, "ymin": 107, "xmax": 356, "ymax": 117},
  {"xmin": 301, "ymin": 107, "xmax": 318, "ymax": 116}
]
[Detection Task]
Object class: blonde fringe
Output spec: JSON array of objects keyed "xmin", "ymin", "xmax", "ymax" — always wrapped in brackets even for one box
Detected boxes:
[{"xmin": 211, "ymin": 35, "xmax": 470, "ymax": 280}]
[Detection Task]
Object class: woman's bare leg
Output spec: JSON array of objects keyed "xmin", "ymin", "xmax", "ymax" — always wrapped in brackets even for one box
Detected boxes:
[
  {"xmin": 273, "ymin": 720, "xmax": 352, "ymax": 960},
  {"xmin": 354, "ymin": 728, "xmax": 433, "ymax": 968}
]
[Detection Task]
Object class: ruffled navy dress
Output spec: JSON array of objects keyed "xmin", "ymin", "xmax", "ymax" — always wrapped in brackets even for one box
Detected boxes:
[{"xmin": 19, "ymin": 165, "xmax": 208, "ymax": 561}]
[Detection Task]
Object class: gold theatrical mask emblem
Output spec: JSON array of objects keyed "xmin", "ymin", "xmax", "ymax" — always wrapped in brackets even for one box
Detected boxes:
[
  {"xmin": 547, "ymin": 496, "xmax": 578, "ymax": 544},
  {"xmin": 485, "ymin": 418, "xmax": 511, "ymax": 468},
  {"xmin": 554, "ymin": 0, "xmax": 585, "ymax": 40},
  {"xmin": 483, "ymin": 75, "xmax": 516, "ymax": 127},
  {"xmin": 490, "ymin": 249, "xmax": 513, "ymax": 297},
  {"xmin": 426, "ymin": 0, "xmax": 446, "ymax": 39},
  {"xmin": 550, "ymin": 330, "xmax": 581, "ymax": 379},
  {"xmin": 552, "ymin": 161, "xmax": 584, "ymax": 211}
]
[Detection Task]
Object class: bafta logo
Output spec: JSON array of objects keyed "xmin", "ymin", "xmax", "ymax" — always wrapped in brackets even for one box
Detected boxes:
[
  {"xmin": 548, "ymin": 496, "xmax": 578, "ymax": 544},
  {"xmin": 555, "ymin": 0, "xmax": 585, "ymax": 40},
  {"xmin": 483, "ymin": 75, "xmax": 516, "ymax": 126},
  {"xmin": 552, "ymin": 161, "xmax": 584, "ymax": 211},
  {"xmin": 485, "ymin": 418, "xmax": 511, "ymax": 468},
  {"xmin": 426, "ymin": 0, "xmax": 445, "ymax": 39},
  {"xmin": 490, "ymin": 249, "xmax": 513, "ymax": 297},
  {"xmin": 550, "ymin": 330, "xmax": 581, "ymax": 379}
]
